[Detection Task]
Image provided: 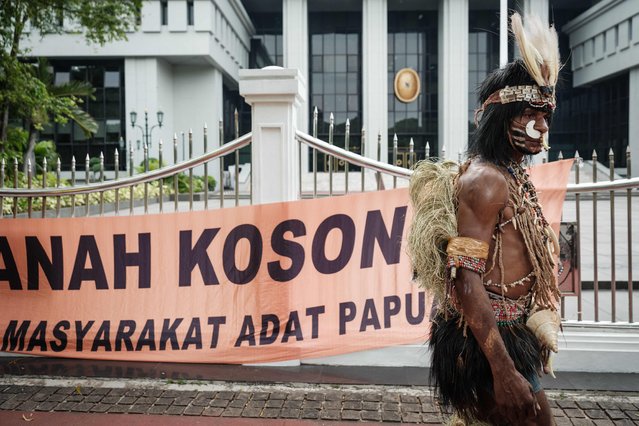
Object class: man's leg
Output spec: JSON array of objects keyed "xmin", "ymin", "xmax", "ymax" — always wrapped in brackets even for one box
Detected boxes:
[{"xmin": 525, "ymin": 389, "xmax": 554, "ymax": 426}]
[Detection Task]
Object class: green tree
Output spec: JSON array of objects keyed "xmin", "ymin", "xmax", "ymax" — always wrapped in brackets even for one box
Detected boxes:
[
  {"xmin": 20, "ymin": 58, "xmax": 98, "ymax": 169},
  {"xmin": 0, "ymin": 0, "xmax": 141, "ymax": 151}
]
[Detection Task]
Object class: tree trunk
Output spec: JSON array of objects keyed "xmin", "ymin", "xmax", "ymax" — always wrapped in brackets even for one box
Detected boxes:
[
  {"xmin": 0, "ymin": 106, "xmax": 9, "ymax": 151},
  {"xmin": 23, "ymin": 125, "xmax": 38, "ymax": 174}
]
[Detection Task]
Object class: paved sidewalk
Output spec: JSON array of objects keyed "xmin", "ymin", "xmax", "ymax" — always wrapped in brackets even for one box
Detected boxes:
[{"xmin": 1, "ymin": 376, "xmax": 639, "ymax": 425}]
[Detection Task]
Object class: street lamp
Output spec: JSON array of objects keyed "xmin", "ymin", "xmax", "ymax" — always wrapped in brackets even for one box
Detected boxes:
[{"xmin": 130, "ymin": 109, "xmax": 164, "ymax": 149}]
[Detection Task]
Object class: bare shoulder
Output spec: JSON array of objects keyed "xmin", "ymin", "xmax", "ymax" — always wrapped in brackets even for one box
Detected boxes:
[
  {"xmin": 458, "ymin": 160, "xmax": 508, "ymax": 207},
  {"xmin": 456, "ymin": 161, "xmax": 508, "ymax": 239}
]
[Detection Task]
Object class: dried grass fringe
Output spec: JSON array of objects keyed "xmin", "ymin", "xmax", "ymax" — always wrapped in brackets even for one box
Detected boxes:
[{"xmin": 407, "ymin": 160, "xmax": 459, "ymax": 301}]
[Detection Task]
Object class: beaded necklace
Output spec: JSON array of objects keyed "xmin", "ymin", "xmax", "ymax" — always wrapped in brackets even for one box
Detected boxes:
[{"xmin": 483, "ymin": 161, "xmax": 560, "ymax": 311}]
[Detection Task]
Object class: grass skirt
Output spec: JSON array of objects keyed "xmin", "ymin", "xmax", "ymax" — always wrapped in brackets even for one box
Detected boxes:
[{"xmin": 429, "ymin": 311, "xmax": 542, "ymax": 422}]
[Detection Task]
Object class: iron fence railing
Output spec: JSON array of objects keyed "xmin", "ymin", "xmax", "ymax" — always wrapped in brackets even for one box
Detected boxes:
[
  {"xmin": 1, "ymin": 110, "xmax": 637, "ymax": 325},
  {"xmin": 0, "ymin": 126, "xmax": 252, "ymax": 218},
  {"xmin": 296, "ymin": 119, "xmax": 637, "ymax": 325}
]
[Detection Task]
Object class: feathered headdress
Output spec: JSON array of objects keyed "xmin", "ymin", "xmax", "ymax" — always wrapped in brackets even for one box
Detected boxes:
[{"xmin": 478, "ymin": 12, "xmax": 561, "ymax": 113}]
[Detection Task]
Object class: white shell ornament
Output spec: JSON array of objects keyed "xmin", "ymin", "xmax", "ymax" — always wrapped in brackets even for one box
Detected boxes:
[{"xmin": 526, "ymin": 308, "xmax": 561, "ymax": 353}]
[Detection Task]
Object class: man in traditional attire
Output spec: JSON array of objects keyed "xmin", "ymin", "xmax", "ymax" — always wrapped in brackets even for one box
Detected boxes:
[{"xmin": 409, "ymin": 13, "xmax": 562, "ymax": 425}]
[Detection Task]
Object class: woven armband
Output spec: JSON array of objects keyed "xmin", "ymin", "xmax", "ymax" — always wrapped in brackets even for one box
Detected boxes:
[{"xmin": 446, "ymin": 237, "xmax": 489, "ymax": 279}]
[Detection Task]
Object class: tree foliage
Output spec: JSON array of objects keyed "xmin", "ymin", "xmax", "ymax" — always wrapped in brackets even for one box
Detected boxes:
[{"xmin": 0, "ymin": 0, "xmax": 142, "ymax": 153}]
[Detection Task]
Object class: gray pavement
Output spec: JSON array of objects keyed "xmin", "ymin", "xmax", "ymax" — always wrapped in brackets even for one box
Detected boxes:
[{"xmin": 1, "ymin": 375, "xmax": 639, "ymax": 425}]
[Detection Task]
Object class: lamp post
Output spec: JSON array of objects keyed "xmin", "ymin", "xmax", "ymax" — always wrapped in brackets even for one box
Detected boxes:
[{"xmin": 130, "ymin": 109, "xmax": 164, "ymax": 149}]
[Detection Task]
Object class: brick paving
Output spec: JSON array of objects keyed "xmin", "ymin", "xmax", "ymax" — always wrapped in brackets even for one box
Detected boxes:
[{"xmin": 0, "ymin": 378, "xmax": 638, "ymax": 424}]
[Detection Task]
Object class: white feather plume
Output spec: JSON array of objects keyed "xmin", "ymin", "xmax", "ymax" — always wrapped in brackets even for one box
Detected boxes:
[{"xmin": 511, "ymin": 12, "xmax": 560, "ymax": 89}]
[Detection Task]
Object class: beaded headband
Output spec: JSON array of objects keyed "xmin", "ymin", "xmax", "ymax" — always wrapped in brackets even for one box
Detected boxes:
[{"xmin": 481, "ymin": 84, "xmax": 556, "ymax": 111}]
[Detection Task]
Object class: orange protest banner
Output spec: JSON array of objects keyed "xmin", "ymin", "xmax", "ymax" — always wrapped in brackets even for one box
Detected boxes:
[
  {"xmin": 0, "ymin": 161, "xmax": 572, "ymax": 363},
  {"xmin": 0, "ymin": 188, "xmax": 427, "ymax": 363}
]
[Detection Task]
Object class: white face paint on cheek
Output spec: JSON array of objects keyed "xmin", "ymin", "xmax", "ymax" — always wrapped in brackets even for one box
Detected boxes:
[{"xmin": 525, "ymin": 120, "xmax": 541, "ymax": 139}]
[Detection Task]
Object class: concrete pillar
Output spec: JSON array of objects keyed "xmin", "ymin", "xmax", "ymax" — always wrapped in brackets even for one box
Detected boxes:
[
  {"xmin": 438, "ymin": 0, "xmax": 468, "ymax": 160},
  {"xmin": 362, "ymin": 0, "xmax": 388, "ymax": 161},
  {"xmin": 630, "ymin": 67, "xmax": 639, "ymax": 177},
  {"xmin": 239, "ymin": 67, "xmax": 306, "ymax": 204},
  {"xmin": 500, "ymin": 0, "xmax": 508, "ymax": 68},
  {"xmin": 283, "ymin": 0, "xmax": 309, "ymax": 174},
  {"xmin": 283, "ymin": 0, "xmax": 309, "ymax": 134}
]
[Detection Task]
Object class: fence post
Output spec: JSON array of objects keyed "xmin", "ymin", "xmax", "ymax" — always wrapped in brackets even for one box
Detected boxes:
[{"xmin": 239, "ymin": 67, "xmax": 306, "ymax": 204}]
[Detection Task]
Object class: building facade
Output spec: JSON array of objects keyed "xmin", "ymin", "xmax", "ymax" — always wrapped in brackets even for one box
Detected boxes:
[{"xmin": 21, "ymin": 0, "xmax": 638, "ymax": 176}]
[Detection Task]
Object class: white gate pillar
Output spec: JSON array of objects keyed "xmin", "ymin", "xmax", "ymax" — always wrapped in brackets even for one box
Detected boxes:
[
  {"xmin": 239, "ymin": 67, "xmax": 306, "ymax": 204},
  {"xmin": 630, "ymin": 67, "xmax": 639, "ymax": 178},
  {"xmin": 438, "ymin": 0, "xmax": 469, "ymax": 160}
]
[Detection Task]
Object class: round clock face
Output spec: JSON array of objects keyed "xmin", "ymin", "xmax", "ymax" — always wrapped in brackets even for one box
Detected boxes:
[{"xmin": 394, "ymin": 68, "xmax": 421, "ymax": 103}]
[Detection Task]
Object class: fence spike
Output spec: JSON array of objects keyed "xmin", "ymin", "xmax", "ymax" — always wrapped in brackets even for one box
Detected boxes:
[
  {"xmin": 425, "ymin": 141, "xmax": 430, "ymax": 159},
  {"xmin": 42, "ymin": 157, "xmax": 47, "ymax": 172},
  {"xmin": 558, "ymin": 151, "xmax": 564, "ymax": 160}
]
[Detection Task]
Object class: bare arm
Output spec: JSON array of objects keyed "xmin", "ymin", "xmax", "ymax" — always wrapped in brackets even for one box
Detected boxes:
[{"xmin": 455, "ymin": 164, "xmax": 537, "ymax": 423}]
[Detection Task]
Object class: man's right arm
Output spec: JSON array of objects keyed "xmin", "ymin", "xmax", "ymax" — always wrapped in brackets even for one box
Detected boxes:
[{"xmin": 454, "ymin": 165, "xmax": 538, "ymax": 423}]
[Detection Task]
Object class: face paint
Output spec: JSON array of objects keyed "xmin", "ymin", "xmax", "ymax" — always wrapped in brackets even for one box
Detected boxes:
[
  {"xmin": 525, "ymin": 120, "xmax": 541, "ymax": 139},
  {"xmin": 508, "ymin": 118, "xmax": 544, "ymax": 155}
]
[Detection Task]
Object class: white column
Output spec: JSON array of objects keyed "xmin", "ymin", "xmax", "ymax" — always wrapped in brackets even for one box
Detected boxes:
[
  {"xmin": 630, "ymin": 67, "xmax": 639, "ymax": 178},
  {"xmin": 522, "ymin": 0, "xmax": 549, "ymax": 25},
  {"xmin": 239, "ymin": 67, "xmax": 306, "ymax": 204},
  {"xmin": 283, "ymin": 0, "xmax": 309, "ymax": 175},
  {"xmin": 438, "ymin": 0, "xmax": 468, "ymax": 160},
  {"xmin": 500, "ymin": 0, "xmax": 508, "ymax": 68},
  {"xmin": 283, "ymin": 0, "xmax": 309, "ymax": 133},
  {"xmin": 362, "ymin": 0, "xmax": 388, "ymax": 160}
]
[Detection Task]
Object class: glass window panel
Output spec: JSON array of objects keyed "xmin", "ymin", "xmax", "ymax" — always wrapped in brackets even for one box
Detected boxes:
[
  {"xmin": 312, "ymin": 95, "xmax": 323, "ymax": 111},
  {"xmin": 333, "ymin": 112, "xmax": 346, "ymax": 126},
  {"xmin": 54, "ymin": 72, "xmax": 70, "ymax": 86},
  {"xmin": 323, "ymin": 56, "xmax": 335, "ymax": 73},
  {"xmin": 406, "ymin": 55, "xmax": 418, "ymax": 70},
  {"xmin": 73, "ymin": 123, "xmax": 88, "ymax": 141},
  {"xmin": 312, "ymin": 73, "xmax": 324, "ymax": 92},
  {"xmin": 388, "ymin": 34, "xmax": 394, "ymax": 54},
  {"xmin": 324, "ymin": 33, "xmax": 335, "ymax": 54},
  {"xmin": 335, "ymin": 73, "xmax": 347, "ymax": 93},
  {"xmin": 335, "ymin": 34, "xmax": 346, "ymax": 54},
  {"xmin": 347, "ymin": 55, "xmax": 358, "ymax": 72},
  {"xmin": 57, "ymin": 122, "xmax": 71, "ymax": 135},
  {"xmin": 336, "ymin": 95, "xmax": 346, "ymax": 112},
  {"xmin": 324, "ymin": 74, "xmax": 335, "ymax": 93},
  {"xmin": 347, "ymin": 34, "xmax": 358, "ymax": 55},
  {"xmin": 469, "ymin": 32, "xmax": 477, "ymax": 51},
  {"xmin": 104, "ymin": 71, "xmax": 120, "ymax": 88},
  {"xmin": 95, "ymin": 121, "xmax": 106, "ymax": 138},
  {"xmin": 312, "ymin": 34, "xmax": 323, "ymax": 52},
  {"xmin": 469, "ymin": 53, "xmax": 477, "ymax": 71},
  {"xmin": 104, "ymin": 88, "xmax": 120, "ymax": 117},
  {"xmin": 89, "ymin": 66, "xmax": 104, "ymax": 87},
  {"xmin": 478, "ymin": 33, "xmax": 487, "ymax": 53},
  {"xmin": 394, "ymin": 33, "xmax": 406, "ymax": 54},
  {"xmin": 89, "ymin": 88, "xmax": 104, "ymax": 118},
  {"xmin": 477, "ymin": 54, "xmax": 487, "ymax": 71},
  {"xmin": 312, "ymin": 55, "xmax": 323, "ymax": 72},
  {"xmin": 407, "ymin": 32, "xmax": 418, "ymax": 53},
  {"xmin": 106, "ymin": 119, "xmax": 120, "ymax": 133},
  {"xmin": 348, "ymin": 95, "xmax": 359, "ymax": 111},
  {"xmin": 347, "ymin": 73, "xmax": 357, "ymax": 94},
  {"xmin": 336, "ymin": 55, "xmax": 347, "ymax": 72},
  {"xmin": 324, "ymin": 95, "xmax": 335, "ymax": 113},
  {"xmin": 70, "ymin": 66, "xmax": 86, "ymax": 82}
]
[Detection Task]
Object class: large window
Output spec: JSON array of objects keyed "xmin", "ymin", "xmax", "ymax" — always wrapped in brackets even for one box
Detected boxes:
[
  {"xmin": 551, "ymin": 8, "xmax": 629, "ymax": 166},
  {"xmin": 41, "ymin": 60, "xmax": 126, "ymax": 171},
  {"xmin": 249, "ymin": 13, "xmax": 283, "ymax": 68},
  {"xmin": 388, "ymin": 11, "xmax": 438, "ymax": 163},
  {"xmin": 309, "ymin": 12, "xmax": 362, "ymax": 171}
]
